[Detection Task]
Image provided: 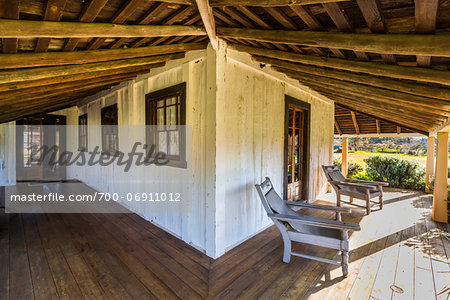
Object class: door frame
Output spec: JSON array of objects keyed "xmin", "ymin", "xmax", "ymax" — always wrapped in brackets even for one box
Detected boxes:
[
  {"xmin": 16, "ymin": 114, "xmax": 67, "ymax": 182},
  {"xmin": 283, "ymin": 95, "xmax": 311, "ymax": 201}
]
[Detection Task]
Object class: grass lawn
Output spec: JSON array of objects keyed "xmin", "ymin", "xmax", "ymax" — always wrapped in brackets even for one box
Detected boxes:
[{"xmin": 333, "ymin": 151, "xmax": 432, "ymax": 168}]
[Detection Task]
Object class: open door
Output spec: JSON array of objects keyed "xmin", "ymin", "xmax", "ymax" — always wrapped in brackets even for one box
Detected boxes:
[
  {"xmin": 16, "ymin": 114, "xmax": 66, "ymax": 182},
  {"xmin": 284, "ymin": 96, "xmax": 310, "ymax": 201}
]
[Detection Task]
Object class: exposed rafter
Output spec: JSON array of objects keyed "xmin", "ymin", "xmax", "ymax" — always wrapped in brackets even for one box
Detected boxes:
[
  {"xmin": 196, "ymin": 0, "xmax": 218, "ymax": 50},
  {"xmin": 88, "ymin": 0, "xmax": 142, "ymax": 50},
  {"xmin": 415, "ymin": 0, "xmax": 439, "ymax": 67},
  {"xmin": 0, "ymin": 0, "xmax": 19, "ymax": 53},
  {"xmin": 334, "ymin": 119, "xmax": 342, "ymax": 136},
  {"xmin": 64, "ymin": 0, "xmax": 109, "ymax": 51},
  {"xmin": 35, "ymin": 0, "xmax": 67, "ymax": 53},
  {"xmin": 350, "ymin": 111, "xmax": 360, "ymax": 135}
]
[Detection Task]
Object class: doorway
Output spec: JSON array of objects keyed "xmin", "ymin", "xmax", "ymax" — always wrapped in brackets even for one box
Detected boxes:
[
  {"xmin": 16, "ymin": 114, "xmax": 66, "ymax": 182},
  {"xmin": 284, "ymin": 96, "xmax": 310, "ymax": 201}
]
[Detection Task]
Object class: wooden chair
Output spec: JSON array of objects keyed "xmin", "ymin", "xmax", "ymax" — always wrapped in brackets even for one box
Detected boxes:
[
  {"xmin": 255, "ymin": 177, "xmax": 361, "ymax": 277},
  {"xmin": 322, "ymin": 165, "xmax": 389, "ymax": 215}
]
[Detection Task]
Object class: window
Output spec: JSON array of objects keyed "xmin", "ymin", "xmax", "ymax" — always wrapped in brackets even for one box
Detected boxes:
[
  {"xmin": 101, "ymin": 104, "xmax": 119, "ymax": 155},
  {"xmin": 78, "ymin": 114, "xmax": 88, "ymax": 151},
  {"xmin": 146, "ymin": 82, "xmax": 186, "ymax": 168}
]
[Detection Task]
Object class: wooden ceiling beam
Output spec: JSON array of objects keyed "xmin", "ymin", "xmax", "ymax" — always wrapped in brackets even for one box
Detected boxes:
[
  {"xmin": 350, "ymin": 111, "xmax": 360, "ymax": 135},
  {"xmin": 217, "ymin": 27, "xmax": 450, "ymax": 57},
  {"xmin": 35, "ymin": 0, "xmax": 67, "ymax": 52},
  {"xmin": 261, "ymin": 58, "xmax": 450, "ymax": 109},
  {"xmin": 415, "ymin": 0, "xmax": 439, "ymax": 67},
  {"xmin": 334, "ymin": 119, "xmax": 342, "ymax": 135},
  {"xmin": 0, "ymin": 43, "xmax": 205, "ymax": 69},
  {"xmin": 1, "ymin": 75, "xmax": 136, "ymax": 105},
  {"xmin": 0, "ymin": 0, "xmax": 19, "ymax": 53},
  {"xmin": 0, "ymin": 72, "xmax": 143, "ymax": 100},
  {"xmin": 88, "ymin": 0, "xmax": 142, "ymax": 50},
  {"xmin": 196, "ymin": 0, "xmax": 218, "ymax": 50},
  {"xmin": 0, "ymin": 53, "xmax": 183, "ymax": 86},
  {"xmin": 0, "ymin": 65, "xmax": 158, "ymax": 93},
  {"xmin": 0, "ymin": 88, "xmax": 110, "ymax": 123},
  {"xmin": 0, "ymin": 19, "xmax": 206, "ymax": 39},
  {"xmin": 229, "ymin": 44, "xmax": 450, "ymax": 86},
  {"xmin": 253, "ymin": 56, "xmax": 450, "ymax": 101},
  {"xmin": 64, "ymin": 0, "xmax": 109, "ymax": 51},
  {"xmin": 209, "ymin": 0, "xmax": 349, "ymax": 6}
]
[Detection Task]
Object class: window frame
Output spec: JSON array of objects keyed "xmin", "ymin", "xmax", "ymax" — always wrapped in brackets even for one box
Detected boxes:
[
  {"xmin": 145, "ymin": 82, "xmax": 187, "ymax": 168},
  {"xmin": 101, "ymin": 104, "xmax": 119, "ymax": 156},
  {"xmin": 78, "ymin": 113, "xmax": 88, "ymax": 152}
]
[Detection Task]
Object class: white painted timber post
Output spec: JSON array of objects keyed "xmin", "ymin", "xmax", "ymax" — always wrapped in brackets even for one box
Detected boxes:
[
  {"xmin": 425, "ymin": 136, "xmax": 435, "ymax": 193},
  {"xmin": 432, "ymin": 132, "xmax": 448, "ymax": 223},
  {"xmin": 342, "ymin": 137, "xmax": 348, "ymax": 178}
]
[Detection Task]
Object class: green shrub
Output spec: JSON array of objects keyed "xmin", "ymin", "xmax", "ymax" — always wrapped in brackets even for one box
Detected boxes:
[
  {"xmin": 364, "ymin": 155, "xmax": 426, "ymax": 191},
  {"xmin": 352, "ymin": 171, "xmax": 372, "ymax": 181},
  {"xmin": 333, "ymin": 158, "xmax": 363, "ymax": 179}
]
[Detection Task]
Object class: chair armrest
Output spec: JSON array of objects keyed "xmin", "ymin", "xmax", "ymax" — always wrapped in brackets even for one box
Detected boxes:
[
  {"xmin": 329, "ymin": 181, "xmax": 377, "ymax": 190},
  {"xmin": 347, "ymin": 179, "xmax": 389, "ymax": 186},
  {"xmin": 268, "ymin": 213, "xmax": 361, "ymax": 231},
  {"xmin": 284, "ymin": 201, "xmax": 352, "ymax": 213}
]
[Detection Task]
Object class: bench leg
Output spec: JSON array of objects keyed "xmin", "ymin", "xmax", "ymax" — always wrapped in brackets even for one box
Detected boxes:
[
  {"xmin": 379, "ymin": 194, "xmax": 383, "ymax": 210},
  {"xmin": 341, "ymin": 231, "xmax": 349, "ymax": 277},
  {"xmin": 366, "ymin": 191, "xmax": 371, "ymax": 215},
  {"xmin": 336, "ymin": 193, "xmax": 342, "ymax": 221},
  {"xmin": 283, "ymin": 238, "xmax": 291, "ymax": 263},
  {"xmin": 341, "ymin": 251, "xmax": 349, "ymax": 277},
  {"xmin": 275, "ymin": 221, "xmax": 291, "ymax": 263}
]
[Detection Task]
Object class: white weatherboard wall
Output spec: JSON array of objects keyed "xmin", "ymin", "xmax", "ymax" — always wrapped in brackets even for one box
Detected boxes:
[
  {"xmin": 56, "ymin": 49, "xmax": 217, "ymax": 255},
  {"xmin": 41, "ymin": 43, "xmax": 333, "ymax": 258},
  {"xmin": 0, "ymin": 122, "xmax": 16, "ymax": 186},
  {"xmin": 213, "ymin": 46, "xmax": 334, "ymax": 256}
]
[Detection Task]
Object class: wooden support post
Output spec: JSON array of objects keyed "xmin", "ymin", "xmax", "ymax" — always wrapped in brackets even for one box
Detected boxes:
[
  {"xmin": 432, "ymin": 132, "xmax": 448, "ymax": 223},
  {"xmin": 342, "ymin": 137, "xmax": 348, "ymax": 178},
  {"xmin": 426, "ymin": 136, "xmax": 435, "ymax": 193}
]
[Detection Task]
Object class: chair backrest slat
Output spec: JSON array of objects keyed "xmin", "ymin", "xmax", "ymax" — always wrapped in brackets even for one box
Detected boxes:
[
  {"xmin": 255, "ymin": 177, "xmax": 298, "ymax": 217},
  {"xmin": 322, "ymin": 165, "xmax": 347, "ymax": 190}
]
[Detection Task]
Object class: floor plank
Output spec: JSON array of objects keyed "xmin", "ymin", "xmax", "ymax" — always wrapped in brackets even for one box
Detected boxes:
[
  {"xmin": 0, "ymin": 214, "xmax": 10, "ymax": 300},
  {"xmin": 9, "ymin": 214, "xmax": 34, "ymax": 300},
  {"xmin": 21, "ymin": 214, "xmax": 59, "ymax": 300}
]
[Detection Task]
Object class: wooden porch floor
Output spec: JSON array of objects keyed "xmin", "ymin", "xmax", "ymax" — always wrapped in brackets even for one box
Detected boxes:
[{"xmin": 0, "ymin": 186, "xmax": 449, "ymax": 299}]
